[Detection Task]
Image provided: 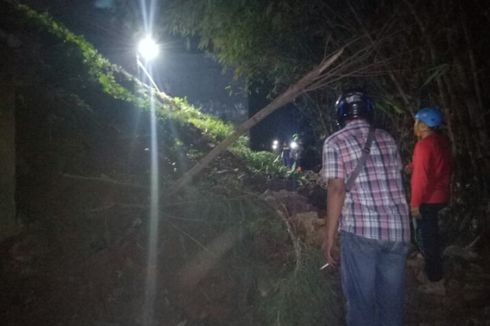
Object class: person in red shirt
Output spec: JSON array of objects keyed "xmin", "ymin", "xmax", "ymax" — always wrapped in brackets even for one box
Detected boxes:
[{"xmin": 408, "ymin": 107, "xmax": 452, "ymax": 293}]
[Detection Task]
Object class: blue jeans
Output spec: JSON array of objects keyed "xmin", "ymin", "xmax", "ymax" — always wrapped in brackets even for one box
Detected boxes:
[
  {"xmin": 340, "ymin": 231, "xmax": 409, "ymax": 326},
  {"xmin": 413, "ymin": 203, "xmax": 445, "ymax": 282}
]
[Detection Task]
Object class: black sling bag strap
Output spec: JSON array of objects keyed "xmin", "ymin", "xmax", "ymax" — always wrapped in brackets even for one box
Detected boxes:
[{"xmin": 345, "ymin": 126, "xmax": 376, "ymax": 192}]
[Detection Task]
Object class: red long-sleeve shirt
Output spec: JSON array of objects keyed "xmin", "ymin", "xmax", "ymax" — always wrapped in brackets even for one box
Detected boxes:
[{"xmin": 410, "ymin": 133, "xmax": 452, "ymax": 208}]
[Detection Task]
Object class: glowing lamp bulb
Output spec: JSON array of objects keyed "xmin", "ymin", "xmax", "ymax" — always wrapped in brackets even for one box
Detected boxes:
[
  {"xmin": 290, "ymin": 141, "xmax": 298, "ymax": 150},
  {"xmin": 137, "ymin": 36, "xmax": 159, "ymax": 61}
]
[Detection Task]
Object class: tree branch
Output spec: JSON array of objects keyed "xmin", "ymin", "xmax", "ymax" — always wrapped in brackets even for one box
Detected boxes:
[
  {"xmin": 168, "ymin": 47, "xmax": 344, "ymax": 195},
  {"xmin": 61, "ymin": 173, "xmax": 146, "ymax": 189}
]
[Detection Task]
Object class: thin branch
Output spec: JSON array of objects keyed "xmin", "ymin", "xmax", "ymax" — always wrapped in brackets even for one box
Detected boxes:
[
  {"xmin": 88, "ymin": 202, "xmax": 147, "ymax": 213},
  {"xmin": 167, "ymin": 220, "xmax": 215, "ymax": 255},
  {"xmin": 347, "ymin": 0, "xmax": 411, "ymax": 107},
  {"xmin": 61, "ymin": 173, "xmax": 146, "ymax": 189},
  {"xmin": 276, "ymin": 203, "xmax": 303, "ymax": 275}
]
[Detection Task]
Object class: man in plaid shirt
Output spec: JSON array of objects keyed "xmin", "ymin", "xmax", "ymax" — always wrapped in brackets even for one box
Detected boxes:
[{"xmin": 321, "ymin": 90, "xmax": 410, "ymax": 326}]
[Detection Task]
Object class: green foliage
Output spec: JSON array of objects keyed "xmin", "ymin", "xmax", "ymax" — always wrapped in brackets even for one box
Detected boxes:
[
  {"xmin": 16, "ymin": 3, "xmax": 145, "ymax": 107},
  {"xmin": 260, "ymin": 247, "xmax": 342, "ymax": 326},
  {"xmin": 230, "ymin": 145, "xmax": 288, "ymax": 176},
  {"xmin": 11, "ymin": 2, "xmax": 286, "ymax": 179},
  {"xmin": 162, "ymin": 0, "xmax": 329, "ymax": 86},
  {"xmin": 376, "ymin": 98, "xmax": 406, "ymax": 116},
  {"xmin": 170, "ymin": 97, "xmax": 234, "ymax": 141}
]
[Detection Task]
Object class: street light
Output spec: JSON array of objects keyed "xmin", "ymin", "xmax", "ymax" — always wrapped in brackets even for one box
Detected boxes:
[
  {"xmin": 138, "ymin": 36, "xmax": 159, "ymax": 61},
  {"xmin": 136, "ymin": 35, "xmax": 161, "ymax": 93}
]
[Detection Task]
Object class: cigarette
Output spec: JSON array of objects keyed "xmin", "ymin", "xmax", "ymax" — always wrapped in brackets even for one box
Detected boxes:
[{"xmin": 320, "ymin": 263, "xmax": 330, "ymax": 270}]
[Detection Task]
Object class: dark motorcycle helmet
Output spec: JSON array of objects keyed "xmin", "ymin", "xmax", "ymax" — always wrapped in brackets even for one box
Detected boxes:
[{"xmin": 335, "ymin": 90, "xmax": 374, "ymax": 126}]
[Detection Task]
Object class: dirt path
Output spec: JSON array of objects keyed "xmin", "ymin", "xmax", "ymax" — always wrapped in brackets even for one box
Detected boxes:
[{"xmin": 405, "ymin": 248, "xmax": 490, "ymax": 326}]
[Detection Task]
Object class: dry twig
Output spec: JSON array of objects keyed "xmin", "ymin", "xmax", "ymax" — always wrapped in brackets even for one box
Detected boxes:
[{"xmin": 61, "ymin": 173, "xmax": 145, "ymax": 189}]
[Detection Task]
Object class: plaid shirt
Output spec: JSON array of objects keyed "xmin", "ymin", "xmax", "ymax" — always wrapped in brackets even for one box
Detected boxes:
[{"xmin": 321, "ymin": 120, "xmax": 410, "ymax": 242}]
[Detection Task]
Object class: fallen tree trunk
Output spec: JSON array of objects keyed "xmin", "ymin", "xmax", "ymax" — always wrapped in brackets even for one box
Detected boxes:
[{"xmin": 169, "ymin": 48, "xmax": 344, "ymax": 194}]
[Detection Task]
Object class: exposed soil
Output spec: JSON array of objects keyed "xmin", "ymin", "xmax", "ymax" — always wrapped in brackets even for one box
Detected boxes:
[{"xmin": 2, "ymin": 178, "xmax": 490, "ymax": 325}]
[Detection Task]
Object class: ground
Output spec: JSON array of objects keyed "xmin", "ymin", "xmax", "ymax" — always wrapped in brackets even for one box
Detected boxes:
[{"xmin": 1, "ymin": 183, "xmax": 489, "ymax": 325}]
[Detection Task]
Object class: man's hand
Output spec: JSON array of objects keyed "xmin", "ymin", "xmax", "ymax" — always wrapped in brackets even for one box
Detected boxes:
[
  {"xmin": 411, "ymin": 206, "xmax": 421, "ymax": 219},
  {"xmin": 323, "ymin": 178, "xmax": 345, "ymax": 268},
  {"xmin": 404, "ymin": 163, "xmax": 413, "ymax": 174},
  {"xmin": 322, "ymin": 236, "xmax": 340, "ymax": 267}
]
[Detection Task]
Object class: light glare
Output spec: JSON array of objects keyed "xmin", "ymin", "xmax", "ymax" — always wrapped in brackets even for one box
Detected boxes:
[
  {"xmin": 272, "ymin": 139, "xmax": 279, "ymax": 150},
  {"xmin": 138, "ymin": 36, "xmax": 159, "ymax": 61}
]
